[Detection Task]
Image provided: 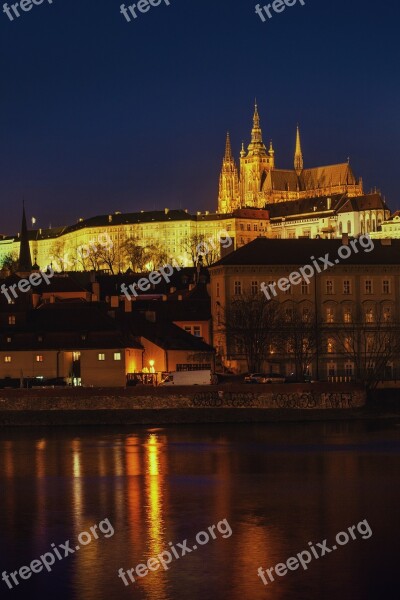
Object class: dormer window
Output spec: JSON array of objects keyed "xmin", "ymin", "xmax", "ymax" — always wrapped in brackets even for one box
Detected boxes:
[{"xmin": 8, "ymin": 315, "xmax": 16, "ymax": 325}]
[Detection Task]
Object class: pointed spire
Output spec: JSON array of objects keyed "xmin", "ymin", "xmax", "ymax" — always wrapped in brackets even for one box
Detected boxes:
[
  {"xmin": 269, "ymin": 140, "xmax": 275, "ymax": 157},
  {"xmin": 240, "ymin": 141, "xmax": 246, "ymax": 158},
  {"xmin": 253, "ymin": 100, "xmax": 260, "ymax": 129},
  {"xmin": 224, "ymin": 131, "xmax": 233, "ymax": 160},
  {"xmin": 18, "ymin": 202, "xmax": 32, "ymax": 273},
  {"xmin": 294, "ymin": 124, "xmax": 304, "ymax": 175},
  {"xmin": 251, "ymin": 100, "xmax": 262, "ymax": 143}
]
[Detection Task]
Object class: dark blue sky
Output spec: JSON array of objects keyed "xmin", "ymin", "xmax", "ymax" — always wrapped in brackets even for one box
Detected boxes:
[{"xmin": 0, "ymin": 0, "xmax": 399, "ymax": 233}]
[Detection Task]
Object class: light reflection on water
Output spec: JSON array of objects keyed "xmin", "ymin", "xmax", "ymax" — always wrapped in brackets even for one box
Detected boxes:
[{"xmin": 0, "ymin": 421, "xmax": 399, "ymax": 600}]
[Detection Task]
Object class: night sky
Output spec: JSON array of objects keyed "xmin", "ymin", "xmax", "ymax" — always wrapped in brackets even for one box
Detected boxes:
[{"xmin": 0, "ymin": 0, "xmax": 399, "ymax": 234}]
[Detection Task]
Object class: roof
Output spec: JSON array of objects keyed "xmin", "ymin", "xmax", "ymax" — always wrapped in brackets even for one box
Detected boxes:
[
  {"xmin": 264, "ymin": 163, "xmax": 357, "ymax": 193},
  {"xmin": 118, "ymin": 312, "xmax": 214, "ymax": 352},
  {"xmin": 211, "ymin": 237, "xmax": 400, "ymax": 267},
  {"xmin": 0, "ymin": 302, "xmax": 143, "ymax": 350},
  {"xmin": 336, "ymin": 193, "xmax": 387, "ymax": 213}
]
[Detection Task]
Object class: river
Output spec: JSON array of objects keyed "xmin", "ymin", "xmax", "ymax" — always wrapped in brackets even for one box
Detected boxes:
[{"xmin": 0, "ymin": 421, "xmax": 399, "ymax": 599}]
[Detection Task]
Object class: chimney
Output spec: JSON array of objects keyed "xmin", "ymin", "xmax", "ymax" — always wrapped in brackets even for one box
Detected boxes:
[
  {"xmin": 92, "ymin": 282, "xmax": 100, "ymax": 301},
  {"xmin": 170, "ymin": 287, "xmax": 176, "ymax": 294}
]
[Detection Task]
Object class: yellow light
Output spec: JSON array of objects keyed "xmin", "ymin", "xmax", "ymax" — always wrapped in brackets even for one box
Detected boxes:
[{"xmin": 149, "ymin": 360, "xmax": 155, "ymax": 367}]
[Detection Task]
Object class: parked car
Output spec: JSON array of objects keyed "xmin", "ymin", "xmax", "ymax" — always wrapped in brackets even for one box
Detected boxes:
[
  {"xmin": 244, "ymin": 373, "xmax": 266, "ymax": 384},
  {"xmin": 263, "ymin": 373, "xmax": 286, "ymax": 384},
  {"xmin": 285, "ymin": 373, "xmax": 314, "ymax": 383},
  {"xmin": 245, "ymin": 373, "xmax": 285, "ymax": 384}
]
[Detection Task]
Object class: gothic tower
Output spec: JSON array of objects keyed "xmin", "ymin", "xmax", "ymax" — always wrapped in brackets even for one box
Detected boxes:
[
  {"xmin": 294, "ymin": 124, "xmax": 304, "ymax": 175},
  {"xmin": 218, "ymin": 132, "xmax": 240, "ymax": 213},
  {"xmin": 240, "ymin": 103, "xmax": 274, "ymax": 207},
  {"xmin": 18, "ymin": 203, "xmax": 32, "ymax": 274}
]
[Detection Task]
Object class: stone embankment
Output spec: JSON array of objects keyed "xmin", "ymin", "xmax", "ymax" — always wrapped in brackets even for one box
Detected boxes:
[{"xmin": 0, "ymin": 383, "xmax": 370, "ymax": 426}]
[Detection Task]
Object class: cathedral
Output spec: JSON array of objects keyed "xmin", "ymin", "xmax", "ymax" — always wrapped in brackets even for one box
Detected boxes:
[{"xmin": 218, "ymin": 103, "xmax": 364, "ymax": 213}]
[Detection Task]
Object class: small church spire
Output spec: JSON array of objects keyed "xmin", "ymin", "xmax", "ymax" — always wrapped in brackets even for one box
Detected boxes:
[
  {"xmin": 18, "ymin": 201, "xmax": 32, "ymax": 273},
  {"xmin": 294, "ymin": 124, "xmax": 304, "ymax": 175}
]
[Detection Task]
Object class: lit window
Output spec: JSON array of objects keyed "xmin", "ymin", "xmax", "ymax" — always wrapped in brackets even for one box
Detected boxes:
[
  {"xmin": 98, "ymin": 353, "xmax": 105, "ymax": 361},
  {"xmin": 4, "ymin": 356, "xmax": 11, "ymax": 363},
  {"xmin": 344, "ymin": 309, "xmax": 352, "ymax": 323},
  {"xmin": 184, "ymin": 326, "xmax": 192, "ymax": 334},
  {"xmin": 36, "ymin": 355, "xmax": 43, "ymax": 362},
  {"xmin": 365, "ymin": 308, "xmax": 374, "ymax": 323},
  {"xmin": 325, "ymin": 280, "xmax": 334, "ymax": 295},
  {"xmin": 193, "ymin": 326, "xmax": 201, "ymax": 337},
  {"xmin": 344, "ymin": 337, "xmax": 352, "ymax": 352},
  {"xmin": 251, "ymin": 281, "xmax": 258, "ymax": 295},
  {"xmin": 114, "ymin": 352, "xmax": 121, "ymax": 361},
  {"xmin": 365, "ymin": 280, "xmax": 373, "ymax": 294},
  {"xmin": 383, "ymin": 280, "xmax": 391, "ymax": 294},
  {"xmin": 8, "ymin": 315, "xmax": 16, "ymax": 325},
  {"xmin": 383, "ymin": 307, "xmax": 392, "ymax": 322},
  {"xmin": 327, "ymin": 338, "xmax": 335, "ymax": 353},
  {"xmin": 343, "ymin": 280, "xmax": 351, "ymax": 295},
  {"xmin": 326, "ymin": 308, "xmax": 334, "ymax": 323}
]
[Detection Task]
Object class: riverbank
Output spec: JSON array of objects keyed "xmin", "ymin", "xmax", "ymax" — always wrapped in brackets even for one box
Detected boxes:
[{"xmin": 0, "ymin": 382, "xmax": 396, "ymax": 426}]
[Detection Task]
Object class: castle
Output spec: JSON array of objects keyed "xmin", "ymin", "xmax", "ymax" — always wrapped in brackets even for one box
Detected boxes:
[
  {"xmin": 0, "ymin": 103, "xmax": 391, "ymax": 273},
  {"xmin": 218, "ymin": 103, "xmax": 363, "ymax": 212}
]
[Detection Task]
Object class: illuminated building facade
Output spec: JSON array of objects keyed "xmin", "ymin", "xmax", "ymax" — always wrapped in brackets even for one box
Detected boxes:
[{"xmin": 218, "ymin": 103, "xmax": 364, "ymax": 211}]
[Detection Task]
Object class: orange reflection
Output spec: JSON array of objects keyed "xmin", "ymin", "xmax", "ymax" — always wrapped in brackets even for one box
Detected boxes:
[
  {"xmin": 71, "ymin": 438, "xmax": 83, "ymax": 528},
  {"xmin": 142, "ymin": 432, "xmax": 169, "ymax": 600}
]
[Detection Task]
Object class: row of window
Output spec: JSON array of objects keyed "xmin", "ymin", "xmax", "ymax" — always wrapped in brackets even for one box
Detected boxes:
[
  {"xmin": 221, "ymin": 278, "xmax": 393, "ymax": 297},
  {"xmin": 2, "ymin": 353, "xmax": 122, "ymax": 363}
]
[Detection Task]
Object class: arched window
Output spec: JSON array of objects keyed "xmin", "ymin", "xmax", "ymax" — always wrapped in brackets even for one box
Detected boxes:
[
  {"xmin": 372, "ymin": 218, "xmax": 376, "ymax": 231},
  {"xmin": 339, "ymin": 222, "xmax": 343, "ymax": 235},
  {"xmin": 347, "ymin": 221, "xmax": 352, "ymax": 234},
  {"xmin": 360, "ymin": 219, "xmax": 364, "ymax": 234}
]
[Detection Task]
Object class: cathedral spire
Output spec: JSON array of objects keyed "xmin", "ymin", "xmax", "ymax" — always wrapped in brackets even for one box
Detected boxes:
[
  {"xmin": 251, "ymin": 100, "xmax": 263, "ymax": 145},
  {"xmin": 294, "ymin": 124, "xmax": 304, "ymax": 175},
  {"xmin": 224, "ymin": 131, "xmax": 233, "ymax": 161},
  {"xmin": 18, "ymin": 201, "xmax": 32, "ymax": 273}
]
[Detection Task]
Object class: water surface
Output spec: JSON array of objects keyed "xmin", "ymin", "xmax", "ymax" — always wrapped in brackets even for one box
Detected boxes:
[{"xmin": 0, "ymin": 421, "xmax": 399, "ymax": 599}]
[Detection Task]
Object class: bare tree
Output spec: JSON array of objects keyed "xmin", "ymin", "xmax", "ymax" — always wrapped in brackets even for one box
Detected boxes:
[
  {"xmin": 281, "ymin": 302, "xmax": 319, "ymax": 381},
  {"xmin": 96, "ymin": 242, "xmax": 120, "ymax": 274},
  {"xmin": 121, "ymin": 237, "xmax": 148, "ymax": 272},
  {"xmin": 330, "ymin": 302, "xmax": 400, "ymax": 389},
  {"xmin": 146, "ymin": 242, "xmax": 169, "ymax": 271},
  {"xmin": 223, "ymin": 293, "xmax": 282, "ymax": 373}
]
